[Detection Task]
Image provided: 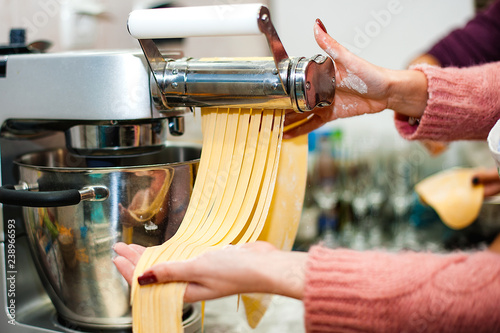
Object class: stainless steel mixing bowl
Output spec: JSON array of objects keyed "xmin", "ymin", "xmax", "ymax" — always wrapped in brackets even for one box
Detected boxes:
[{"xmin": 3, "ymin": 145, "xmax": 200, "ymax": 329}]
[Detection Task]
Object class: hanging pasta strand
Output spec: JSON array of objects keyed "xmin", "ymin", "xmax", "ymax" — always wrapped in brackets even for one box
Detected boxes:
[{"xmin": 131, "ymin": 107, "xmax": 307, "ymax": 332}]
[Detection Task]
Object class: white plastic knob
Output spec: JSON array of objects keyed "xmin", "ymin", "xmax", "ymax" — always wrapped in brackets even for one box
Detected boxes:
[{"xmin": 128, "ymin": 3, "xmax": 264, "ymax": 39}]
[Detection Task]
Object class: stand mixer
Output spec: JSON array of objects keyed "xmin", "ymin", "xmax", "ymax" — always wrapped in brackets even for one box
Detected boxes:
[{"xmin": 0, "ymin": 3, "xmax": 335, "ymax": 332}]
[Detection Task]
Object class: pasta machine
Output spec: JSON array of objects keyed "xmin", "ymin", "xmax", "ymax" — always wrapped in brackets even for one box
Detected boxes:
[{"xmin": 127, "ymin": 3, "xmax": 336, "ymax": 114}]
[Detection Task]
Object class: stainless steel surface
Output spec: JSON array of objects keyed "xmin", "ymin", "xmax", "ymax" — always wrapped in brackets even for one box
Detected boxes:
[
  {"xmin": 289, "ymin": 55, "xmax": 336, "ymax": 111},
  {"xmin": 145, "ymin": 56, "xmax": 335, "ymax": 112},
  {"xmin": 256, "ymin": 5, "xmax": 288, "ymax": 79},
  {"xmin": 65, "ymin": 118, "xmax": 170, "ymax": 156},
  {"xmin": 0, "ymin": 51, "xmax": 192, "ymax": 154},
  {"xmin": 139, "ymin": 39, "xmax": 171, "ymax": 99},
  {"xmin": 13, "ymin": 145, "xmax": 200, "ymax": 329},
  {"xmin": 0, "ymin": 51, "xmax": 161, "ymax": 124},
  {"xmin": 168, "ymin": 116, "xmax": 185, "ymax": 137},
  {"xmin": 154, "ymin": 57, "xmax": 289, "ymax": 109}
]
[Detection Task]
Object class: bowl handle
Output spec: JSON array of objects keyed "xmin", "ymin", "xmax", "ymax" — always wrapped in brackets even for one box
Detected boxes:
[{"xmin": 0, "ymin": 184, "xmax": 108, "ymax": 207}]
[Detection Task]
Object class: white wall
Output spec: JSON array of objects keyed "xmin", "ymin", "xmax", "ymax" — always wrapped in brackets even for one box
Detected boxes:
[
  {"xmin": 271, "ymin": 0, "xmax": 474, "ymax": 69},
  {"xmin": 0, "ymin": 0, "xmax": 270, "ymax": 54},
  {"xmin": 0, "ymin": 0, "xmax": 139, "ymax": 51}
]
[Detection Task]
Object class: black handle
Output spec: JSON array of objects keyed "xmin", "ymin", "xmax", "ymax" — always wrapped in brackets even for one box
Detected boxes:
[{"xmin": 0, "ymin": 185, "xmax": 81, "ymax": 207}]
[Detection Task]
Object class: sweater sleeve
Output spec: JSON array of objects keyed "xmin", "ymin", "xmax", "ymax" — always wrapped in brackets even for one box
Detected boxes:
[
  {"xmin": 394, "ymin": 62, "xmax": 500, "ymax": 141},
  {"xmin": 426, "ymin": 0, "xmax": 500, "ymax": 67},
  {"xmin": 304, "ymin": 246, "xmax": 500, "ymax": 333}
]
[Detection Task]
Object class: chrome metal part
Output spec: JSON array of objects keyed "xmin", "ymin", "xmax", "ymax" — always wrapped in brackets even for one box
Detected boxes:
[
  {"xmin": 139, "ymin": 39, "xmax": 168, "ymax": 92},
  {"xmin": 65, "ymin": 118, "xmax": 169, "ymax": 156},
  {"xmin": 155, "ymin": 57, "xmax": 290, "ymax": 109},
  {"xmin": 168, "ymin": 116, "xmax": 185, "ymax": 136},
  {"xmin": 147, "ymin": 56, "xmax": 335, "ymax": 112},
  {"xmin": 290, "ymin": 55, "xmax": 336, "ymax": 111},
  {"xmin": 78, "ymin": 185, "xmax": 109, "ymax": 202},
  {"xmin": 256, "ymin": 5, "xmax": 288, "ymax": 79},
  {"xmin": 13, "ymin": 181, "xmax": 37, "ymax": 191}
]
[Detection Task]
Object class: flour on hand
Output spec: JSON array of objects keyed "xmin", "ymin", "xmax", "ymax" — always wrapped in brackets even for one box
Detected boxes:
[{"xmin": 339, "ymin": 69, "xmax": 368, "ymax": 95}]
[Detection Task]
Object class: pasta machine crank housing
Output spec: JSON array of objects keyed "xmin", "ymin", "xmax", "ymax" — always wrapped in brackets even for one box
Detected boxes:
[{"xmin": 128, "ymin": 4, "xmax": 336, "ymax": 114}]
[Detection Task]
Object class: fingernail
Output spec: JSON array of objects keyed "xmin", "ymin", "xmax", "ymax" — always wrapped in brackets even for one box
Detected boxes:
[
  {"xmin": 316, "ymin": 18, "xmax": 327, "ymax": 33},
  {"xmin": 138, "ymin": 272, "xmax": 157, "ymax": 286},
  {"xmin": 472, "ymin": 177, "xmax": 480, "ymax": 185}
]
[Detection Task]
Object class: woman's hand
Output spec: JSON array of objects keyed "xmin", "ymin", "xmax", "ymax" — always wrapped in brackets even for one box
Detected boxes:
[
  {"xmin": 473, "ymin": 168, "xmax": 500, "ymax": 197},
  {"xmin": 284, "ymin": 19, "xmax": 428, "ymax": 138},
  {"xmin": 113, "ymin": 241, "xmax": 308, "ymax": 303}
]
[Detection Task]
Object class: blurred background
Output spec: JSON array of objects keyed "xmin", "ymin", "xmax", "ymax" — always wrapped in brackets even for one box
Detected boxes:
[{"xmin": 1, "ymin": 0, "xmax": 498, "ymax": 253}]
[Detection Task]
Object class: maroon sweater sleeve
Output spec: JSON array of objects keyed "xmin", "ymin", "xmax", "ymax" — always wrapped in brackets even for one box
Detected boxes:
[
  {"xmin": 427, "ymin": 0, "xmax": 500, "ymax": 67},
  {"xmin": 304, "ymin": 246, "xmax": 500, "ymax": 333}
]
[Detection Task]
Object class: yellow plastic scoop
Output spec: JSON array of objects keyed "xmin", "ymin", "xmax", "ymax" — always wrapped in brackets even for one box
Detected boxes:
[{"xmin": 415, "ymin": 168, "xmax": 484, "ymax": 230}]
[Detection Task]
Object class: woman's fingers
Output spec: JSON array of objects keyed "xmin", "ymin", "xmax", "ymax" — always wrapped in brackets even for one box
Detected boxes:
[
  {"xmin": 282, "ymin": 19, "xmax": 352, "ymax": 139},
  {"xmin": 113, "ymin": 242, "xmax": 147, "ymax": 285},
  {"xmin": 283, "ymin": 114, "xmax": 325, "ymax": 139},
  {"xmin": 138, "ymin": 260, "xmax": 199, "ymax": 286},
  {"xmin": 472, "ymin": 168, "xmax": 500, "ymax": 197},
  {"xmin": 484, "ymin": 182, "xmax": 500, "ymax": 197},
  {"xmin": 128, "ymin": 243, "xmax": 147, "ymax": 255},
  {"xmin": 113, "ymin": 256, "xmax": 136, "ymax": 285},
  {"xmin": 473, "ymin": 168, "xmax": 500, "ymax": 184},
  {"xmin": 125, "ymin": 242, "xmax": 306, "ymax": 302},
  {"xmin": 314, "ymin": 19, "xmax": 348, "ymax": 62},
  {"xmin": 113, "ymin": 242, "xmax": 144, "ymax": 265},
  {"xmin": 284, "ymin": 112, "xmax": 310, "ymax": 127},
  {"xmin": 183, "ymin": 283, "xmax": 221, "ymax": 303},
  {"xmin": 113, "ymin": 242, "xmax": 197, "ymax": 288}
]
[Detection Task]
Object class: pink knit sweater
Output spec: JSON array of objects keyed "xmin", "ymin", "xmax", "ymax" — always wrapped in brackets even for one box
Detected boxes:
[
  {"xmin": 395, "ymin": 62, "xmax": 500, "ymax": 141},
  {"xmin": 304, "ymin": 62, "xmax": 500, "ymax": 333}
]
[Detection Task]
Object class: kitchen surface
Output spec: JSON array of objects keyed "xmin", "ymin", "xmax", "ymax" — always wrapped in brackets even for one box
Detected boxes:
[
  {"xmin": 1, "ymin": 0, "xmax": 499, "ymax": 332},
  {"xmin": 205, "ymin": 296, "xmax": 305, "ymax": 333}
]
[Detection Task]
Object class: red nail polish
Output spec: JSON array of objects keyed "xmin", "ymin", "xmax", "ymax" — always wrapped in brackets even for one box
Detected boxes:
[
  {"xmin": 138, "ymin": 272, "xmax": 157, "ymax": 286},
  {"xmin": 316, "ymin": 18, "xmax": 327, "ymax": 33}
]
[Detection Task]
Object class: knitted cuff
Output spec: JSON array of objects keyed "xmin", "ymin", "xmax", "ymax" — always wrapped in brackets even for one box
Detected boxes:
[{"xmin": 394, "ymin": 63, "xmax": 500, "ymax": 142}]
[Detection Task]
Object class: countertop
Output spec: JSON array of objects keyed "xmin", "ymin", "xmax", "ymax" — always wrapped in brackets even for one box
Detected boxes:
[{"xmin": 204, "ymin": 295, "xmax": 305, "ymax": 333}]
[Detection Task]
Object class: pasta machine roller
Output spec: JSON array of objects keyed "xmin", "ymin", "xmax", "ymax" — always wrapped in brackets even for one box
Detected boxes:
[{"xmin": 127, "ymin": 3, "xmax": 336, "ymax": 113}]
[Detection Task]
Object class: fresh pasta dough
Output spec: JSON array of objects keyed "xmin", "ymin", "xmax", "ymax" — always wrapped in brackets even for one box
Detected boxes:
[
  {"xmin": 130, "ymin": 108, "xmax": 307, "ymax": 332},
  {"xmin": 241, "ymin": 126, "xmax": 308, "ymax": 328},
  {"xmin": 415, "ymin": 168, "xmax": 484, "ymax": 230}
]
